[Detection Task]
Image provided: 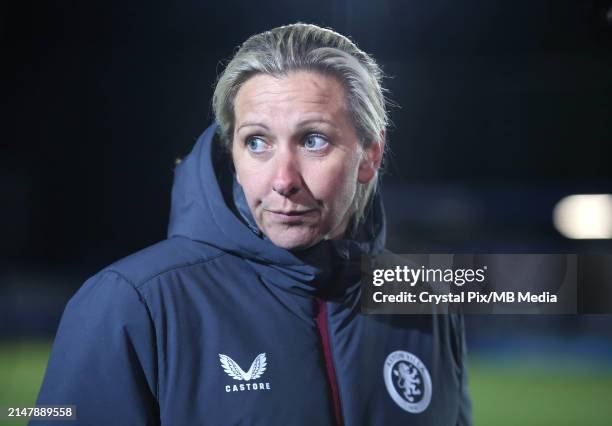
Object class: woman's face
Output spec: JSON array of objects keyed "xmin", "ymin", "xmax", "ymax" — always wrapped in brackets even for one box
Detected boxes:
[{"xmin": 231, "ymin": 71, "xmax": 381, "ymax": 250}]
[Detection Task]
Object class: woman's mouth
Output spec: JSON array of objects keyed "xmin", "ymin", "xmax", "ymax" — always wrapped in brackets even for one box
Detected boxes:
[{"xmin": 265, "ymin": 209, "xmax": 318, "ymax": 222}]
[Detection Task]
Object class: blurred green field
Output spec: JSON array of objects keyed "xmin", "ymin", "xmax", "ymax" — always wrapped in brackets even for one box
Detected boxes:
[
  {"xmin": 468, "ymin": 358, "xmax": 612, "ymax": 426},
  {"xmin": 0, "ymin": 341, "xmax": 51, "ymax": 426},
  {"xmin": 1, "ymin": 341, "xmax": 611, "ymax": 425}
]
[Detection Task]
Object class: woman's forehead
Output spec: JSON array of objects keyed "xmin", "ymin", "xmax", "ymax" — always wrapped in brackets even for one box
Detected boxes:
[
  {"xmin": 236, "ymin": 73, "xmax": 346, "ymax": 110},
  {"xmin": 234, "ymin": 72, "xmax": 350, "ymax": 130}
]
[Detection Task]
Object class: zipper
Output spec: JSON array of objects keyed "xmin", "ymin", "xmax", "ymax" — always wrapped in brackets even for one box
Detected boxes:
[{"xmin": 315, "ymin": 297, "xmax": 344, "ymax": 426}]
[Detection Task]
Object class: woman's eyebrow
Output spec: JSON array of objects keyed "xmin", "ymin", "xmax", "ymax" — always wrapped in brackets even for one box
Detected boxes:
[
  {"xmin": 236, "ymin": 122, "xmax": 270, "ymax": 132},
  {"xmin": 296, "ymin": 118, "xmax": 337, "ymax": 130}
]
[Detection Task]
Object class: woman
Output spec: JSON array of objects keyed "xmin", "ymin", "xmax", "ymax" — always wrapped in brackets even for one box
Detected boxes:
[{"xmin": 35, "ymin": 23, "xmax": 471, "ymax": 425}]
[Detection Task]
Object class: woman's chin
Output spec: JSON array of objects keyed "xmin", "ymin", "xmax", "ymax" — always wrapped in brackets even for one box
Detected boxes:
[{"xmin": 264, "ymin": 225, "xmax": 322, "ymax": 251}]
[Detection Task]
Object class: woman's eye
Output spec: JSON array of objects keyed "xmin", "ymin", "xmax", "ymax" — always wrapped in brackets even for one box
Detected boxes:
[
  {"xmin": 303, "ymin": 134, "xmax": 328, "ymax": 151},
  {"xmin": 246, "ymin": 137, "xmax": 268, "ymax": 153}
]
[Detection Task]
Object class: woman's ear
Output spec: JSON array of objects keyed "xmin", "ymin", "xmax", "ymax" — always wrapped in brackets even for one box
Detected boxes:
[{"xmin": 358, "ymin": 130, "xmax": 385, "ymax": 184}]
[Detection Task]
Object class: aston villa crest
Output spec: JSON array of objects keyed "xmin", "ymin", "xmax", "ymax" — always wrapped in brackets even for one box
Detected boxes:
[{"xmin": 383, "ymin": 350, "xmax": 432, "ymax": 413}]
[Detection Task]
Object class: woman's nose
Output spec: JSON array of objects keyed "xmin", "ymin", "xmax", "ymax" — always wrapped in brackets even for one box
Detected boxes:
[{"xmin": 272, "ymin": 150, "xmax": 301, "ymax": 197}]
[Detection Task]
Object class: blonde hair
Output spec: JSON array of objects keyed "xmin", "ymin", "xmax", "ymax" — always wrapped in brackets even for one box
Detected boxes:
[{"xmin": 212, "ymin": 23, "xmax": 389, "ymax": 222}]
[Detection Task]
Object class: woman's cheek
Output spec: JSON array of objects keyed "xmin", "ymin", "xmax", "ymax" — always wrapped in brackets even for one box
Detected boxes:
[{"xmin": 321, "ymin": 170, "xmax": 359, "ymax": 209}]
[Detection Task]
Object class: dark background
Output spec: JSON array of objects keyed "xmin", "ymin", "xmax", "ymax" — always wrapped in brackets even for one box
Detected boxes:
[
  {"xmin": 1, "ymin": 1, "xmax": 612, "ymax": 423},
  {"xmin": 3, "ymin": 0, "xmax": 612, "ymax": 270}
]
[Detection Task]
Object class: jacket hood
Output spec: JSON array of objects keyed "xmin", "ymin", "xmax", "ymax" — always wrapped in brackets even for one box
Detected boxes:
[{"xmin": 167, "ymin": 123, "xmax": 386, "ymax": 293}]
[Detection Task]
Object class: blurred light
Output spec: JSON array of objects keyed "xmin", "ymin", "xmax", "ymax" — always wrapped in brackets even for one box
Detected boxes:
[{"xmin": 553, "ymin": 194, "xmax": 612, "ymax": 239}]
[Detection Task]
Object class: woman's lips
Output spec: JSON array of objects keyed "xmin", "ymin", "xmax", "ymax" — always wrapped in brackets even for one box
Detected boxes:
[{"xmin": 265, "ymin": 209, "xmax": 318, "ymax": 222}]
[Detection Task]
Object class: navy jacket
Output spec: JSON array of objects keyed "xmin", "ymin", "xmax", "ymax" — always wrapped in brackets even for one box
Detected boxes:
[{"xmin": 34, "ymin": 123, "xmax": 471, "ymax": 425}]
